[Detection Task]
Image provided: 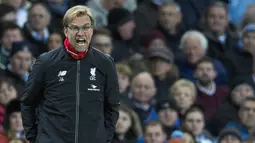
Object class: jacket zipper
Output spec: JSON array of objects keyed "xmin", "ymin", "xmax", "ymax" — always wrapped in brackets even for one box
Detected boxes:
[{"xmin": 75, "ymin": 60, "xmax": 80, "ymax": 143}]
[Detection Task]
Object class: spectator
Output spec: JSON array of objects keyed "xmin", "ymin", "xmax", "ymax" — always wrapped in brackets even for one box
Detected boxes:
[
  {"xmin": 86, "ymin": 0, "xmax": 126, "ymax": 28},
  {"xmin": 0, "ymin": 22, "xmax": 24, "ymax": 70},
  {"xmin": 3, "ymin": 0, "xmax": 31, "ymax": 27},
  {"xmin": 115, "ymin": 62, "xmax": 132, "ymax": 106},
  {"xmin": 0, "ymin": 41, "xmax": 34, "ymax": 96},
  {"xmin": 203, "ymin": 1, "xmax": 239, "ymax": 61},
  {"xmin": 182, "ymin": 105, "xmax": 214, "ymax": 143},
  {"xmin": 0, "ymin": 78, "xmax": 17, "ymax": 125},
  {"xmin": 147, "ymin": 47, "xmax": 178, "ymax": 101},
  {"xmin": 176, "ymin": 30, "xmax": 227, "ymax": 85},
  {"xmin": 92, "ymin": 28, "xmax": 113, "ymax": 55},
  {"xmin": 143, "ymin": 120, "xmax": 167, "ymax": 143},
  {"xmin": 156, "ymin": 1, "xmax": 185, "ymax": 55},
  {"xmin": 130, "ymin": 72, "xmax": 156, "ymax": 123},
  {"xmin": 224, "ymin": 23, "xmax": 255, "ymax": 82},
  {"xmin": 226, "ymin": 96, "xmax": 255, "ymax": 140},
  {"xmin": 207, "ymin": 81, "xmax": 254, "ymax": 136},
  {"xmin": 218, "ymin": 126, "xmax": 242, "ymax": 143},
  {"xmin": 113, "ymin": 104, "xmax": 143, "ymax": 143},
  {"xmin": 3, "ymin": 99, "xmax": 25, "ymax": 142},
  {"xmin": 170, "ymin": 79, "xmax": 196, "ymax": 118},
  {"xmin": 23, "ymin": 2, "xmax": 52, "ymax": 56},
  {"xmin": 47, "ymin": 31, "xmax": 63, "ymax": 51},
  {"xmin": 155, "ymin": 100, "xmax": 180, "ymax": 139},
  {"xmin": 133, "ymin": 0, "xmax": 161, "ymax": 38},
  {"xmin": 194, "ymin": 57, "xmax": 229, "ymax": 120},
  {"xmin": 107, "ymin": 8, "xmax": 137, "ymax": 62}
]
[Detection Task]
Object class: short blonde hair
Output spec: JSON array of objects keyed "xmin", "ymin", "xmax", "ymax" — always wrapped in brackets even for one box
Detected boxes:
[
  {"xmin": 63, "ymin": 5, "xmax": 94, "ymax": 28},
  {"xmin": 170, "ymin": 79, "xmax": 197, "ymax": 98}
]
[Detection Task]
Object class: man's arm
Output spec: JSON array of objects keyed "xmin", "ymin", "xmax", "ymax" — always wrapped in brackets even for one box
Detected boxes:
[
  {"xmin": 20, "ymin": 55, "xmax": 47, "ymax": 143},
  {"xmin": 104, "ymin": 56, "xmax": 120, "ymax": 143}
]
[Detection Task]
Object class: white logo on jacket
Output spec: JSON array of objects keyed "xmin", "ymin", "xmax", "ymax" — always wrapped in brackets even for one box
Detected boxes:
[
  {"xmin": 90, "ymin": 67, "xmax": 96, "ymax": 80},
  {"xmin": 58, "ymin": 71, "xmax": 67, "ymax": 82},
  {"xmin": 87, "ymin": 84, "xmax": 100, "ymax": 91}
]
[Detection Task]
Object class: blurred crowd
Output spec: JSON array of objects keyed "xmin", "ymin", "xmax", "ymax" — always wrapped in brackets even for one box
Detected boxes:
[{"xmin": 0, "ymin": 0, "xmax": 254, "ymax": 143}]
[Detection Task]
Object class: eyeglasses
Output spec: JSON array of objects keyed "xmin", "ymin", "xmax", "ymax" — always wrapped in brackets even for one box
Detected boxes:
[{"xmin": 67, "ymin": 25, "xmax": 93, "ymax": 32}]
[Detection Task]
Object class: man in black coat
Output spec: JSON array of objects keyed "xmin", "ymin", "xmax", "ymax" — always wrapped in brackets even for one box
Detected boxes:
[{"xmin": 20, "ymin": 5, "xmax": 120, "ymax": 143}]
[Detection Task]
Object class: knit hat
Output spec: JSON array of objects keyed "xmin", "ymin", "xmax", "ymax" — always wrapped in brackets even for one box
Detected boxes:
[
  {"xmin": 155, "ymin": 100, "xmax": 178, "ymax": 112},
  {"xmin": 147, "ymin": 46, "xmax": 174, "ymax": 63},
  {"xmin": 107, "ymin": 8, "xmax": 133, "ymax": 28},
  {"xmin": 144, "ymin": 30, "xmax": 166, "ymax": 48},
  {"xmin": 10, "ymin": 41, "xmax": 33, "ymax": 57},
  {"xmin": 218, "ymin": 126, "xmax": 242, "ymax": 141},
  {"xmin": 171, "ymin": 130, "xmax": 184, "ymax": 139},
  {"xmin": 5, "ymin": 99, "xmax": 21, "ymax": 118}
]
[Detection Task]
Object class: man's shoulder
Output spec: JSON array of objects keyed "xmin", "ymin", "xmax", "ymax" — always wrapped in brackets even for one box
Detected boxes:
[
  {"xmin": 35, "ymin": 47, "xmax": 64, "ymax": 67},
  {"xmin": 39, "ymin": 47, "xmax": 63, "ymax": 60}
]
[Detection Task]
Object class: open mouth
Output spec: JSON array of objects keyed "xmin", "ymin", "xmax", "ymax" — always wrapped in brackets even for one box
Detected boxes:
[{"xmin": 76, "ymin": 38, "xmax": 86, "ymax": 46}]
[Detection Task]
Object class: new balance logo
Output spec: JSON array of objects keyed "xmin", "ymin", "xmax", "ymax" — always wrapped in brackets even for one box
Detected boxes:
[{"xmin": 58, "ymin": 70, "xmax": 67, "ymax": 82}]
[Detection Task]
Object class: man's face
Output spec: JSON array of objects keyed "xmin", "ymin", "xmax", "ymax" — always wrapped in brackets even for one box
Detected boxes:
[
  {"xmin": 243, "ymin": 32, "xmax": 255, "ymax": 54},
  {"xmin": 231, "ymin": 84, "xmax": 254, "ymax": 105},
  {"xmin": 158, "ymin": 108, "xmax": 178, "ymax": 127},
  {"xmin": 144, "ymin": 125, "xmax": 166, "ymax": 143},
  {"xmin": 150, "ymin": 57, "xmax": 171, "ymax": 77},
  {"xmin": 93, "ymin": 34, "xmax": 113, "ymax": 54},
  {"xmin": 1, "ymin": 29, "xmax": 23, "ymax": 50},
  {"xmin": 220, "ymin": 135, "xmax": 241, "ymax": 143},
  {"xmin": 64, "ymin": 15, "xmax": 93, "ymax": 52},
  {"xmin": 131, "ymin": 74, "xmax": 156, "ymax": 103},
  {"xmin": 184, "ymin": 111, "xmax": 205, "ymax": 136},
  {"xmin": 183, "ymin": 37, "xmax": 206, "ymax": 64},
  {"xmin": 10, "ymin": 51, "xmax": 33, "ymax": 77},
  {"xmin": 29, "ymin": 4, "xmax": 50, "ymax": 31},
  {"xmin": 118, "ymin": 20, "xmax": 135, "ymax": 40},
  {"xmin": 10, "ymin": 112, "xmax": 23, "ymax": 132},
  {"xmin": 207, "ymin": 7, "xmax": 228, "ymax": 35},
  {"xmin": 158, "ymin": 5, "xmax": 181, "ymax": 32},
  {"xmin": 239, "ymin": 100, "xmax": 255, "ymax": 128},
  {"xmin": 47, "ymin": 33, "xmax": 63, "ymax": 51},
  {"xmin": 194, "ymin": 62, "xmax": 216, "ymax": 85}
]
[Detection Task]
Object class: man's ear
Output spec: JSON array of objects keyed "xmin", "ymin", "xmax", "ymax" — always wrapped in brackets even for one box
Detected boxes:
[{"xmin": 63, "ymin": 28, "xmax": 68, "ymax": 37}]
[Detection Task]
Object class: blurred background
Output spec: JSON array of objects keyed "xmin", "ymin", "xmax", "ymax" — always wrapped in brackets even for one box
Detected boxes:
[{"xmin": 0, "ymin": 0, "xmax": 255, "ymax": 143}]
